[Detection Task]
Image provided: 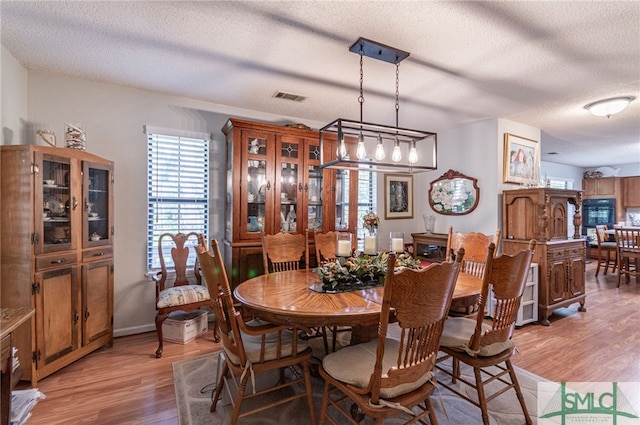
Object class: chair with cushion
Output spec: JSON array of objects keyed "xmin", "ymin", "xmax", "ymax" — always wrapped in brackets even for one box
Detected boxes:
[
  {"xmin": 614, "ymin": 227, "xmax": 640, "ymax": 287},
  {"xmin": 153, "ymin": 232, "xmax": 215, "ymax": 358},
  {"xmin": 595, "ymin": 224, "xmax": 617, "ymax": 277},
  {"xmin": 445, "ymin": 226, "xmax": 500, "ymax": 315},
  {"xmin": 195, "ymin": 235, "xmax": 316, "ymax": 425},
  {"xmin": 317, "ymin": 249, "xmax": 464, "ymax": 425},
  {"xmin": 261, "ymin": 231, "xmax": 308, "ymax": 273},
  {"xmin": 436, "ymin": 240, "xmax": 536, "ymax": 425}
]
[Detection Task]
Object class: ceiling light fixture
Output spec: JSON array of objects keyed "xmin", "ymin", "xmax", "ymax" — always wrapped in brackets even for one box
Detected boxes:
[
  {"xmin": 319, "ymin": 37, "xmax": 437, "ymax": 174},
  {"xmin": 584, "ymin": 96, "xmax": 635, "ymax": 118}
]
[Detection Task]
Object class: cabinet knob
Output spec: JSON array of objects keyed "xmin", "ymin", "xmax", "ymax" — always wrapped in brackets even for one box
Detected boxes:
[
  {"xmin": 266, "ymin": 181, "xmax": 271, "ymax": 190},
  {"xmin": 50, "ymin": 258, "xmax": 66, "ymax": 264},
  {"xmin": 72, "ymin": 196, "xmax": 78, "ymax": 211}
]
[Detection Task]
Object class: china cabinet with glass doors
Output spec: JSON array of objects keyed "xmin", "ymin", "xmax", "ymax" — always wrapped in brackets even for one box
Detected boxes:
[
  {"xmin": 0, "ymin": 145, "xmax": 114, "ymax": 385},
  {"xmin": 222, "ymin": 119, "xmax": 359, "ymax": 288}
]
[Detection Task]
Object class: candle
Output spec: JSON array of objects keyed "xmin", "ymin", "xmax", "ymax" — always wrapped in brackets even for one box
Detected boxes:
[
  {"xmin": 337, "ymin": 240, "xmax": 351, "ymax": 257},
  {"xmin": 391, "ymin": 238, "xmax": 404, "ymax": 253},
  {"xmin": 364, "ymin": 235, "xmax": 377, "ymax": 255}
]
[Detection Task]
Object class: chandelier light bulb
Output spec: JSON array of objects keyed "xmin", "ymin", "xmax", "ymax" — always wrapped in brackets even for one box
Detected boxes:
[
  {"xmin": 356, "ymin": 134, "xmax": 367, "ymax": 159},
  {"xmin": 375, "ymin": 135, "xmax": 386, "ymax": 160},
  {"xmin": 408, "ymin": 141, "xmax": 418, "ymax": 164},
  {"xmin": 392, "ymin": 138, "xmax": 402, "ymax": 162},
  {"xmin": 339, "ymin": 139, "xmax": 348, "ymax": 158}
]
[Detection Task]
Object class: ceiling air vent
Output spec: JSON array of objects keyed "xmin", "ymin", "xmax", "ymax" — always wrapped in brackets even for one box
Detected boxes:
[{"xmin": 273, "ymin": 91, "xmax": 307, "ymax": 102}]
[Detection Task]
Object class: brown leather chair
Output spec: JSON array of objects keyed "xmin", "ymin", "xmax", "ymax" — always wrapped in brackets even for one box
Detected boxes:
[
  {"xmin": 195, "ymin": 236, "xmax": 316, "ymax": 425},
  {"xmin": 595, "ymin": 224, "xmax": 617, "ymax": 277},
  {"xmin": 436, "ymin": 240, "xmax": 536, "ymax": 425},
  {"xmin": 152, "ymin": 232, "xmax": 215, "ymax": 358},
  {"xmin": 318, "ymin": 249, "xmax": 464, "ymax": 424}
]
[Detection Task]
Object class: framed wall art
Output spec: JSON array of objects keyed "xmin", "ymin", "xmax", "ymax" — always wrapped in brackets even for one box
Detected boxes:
[
  {"xmin": 503, "ymin": 133, "xmax": 539, "ymax": 185},
  {"xmin": 384, "ymin": 174, "xmax": 413, "ymax": 219}
]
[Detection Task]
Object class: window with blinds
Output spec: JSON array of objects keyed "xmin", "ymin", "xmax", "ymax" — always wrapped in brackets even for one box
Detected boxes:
[
  {"xmin": 356, "ymin": 171, "xmax": 377, "ymax": 250},
  {"xmin": 147, "ymin": 132, "xmax": 209, "ymax": 271}
]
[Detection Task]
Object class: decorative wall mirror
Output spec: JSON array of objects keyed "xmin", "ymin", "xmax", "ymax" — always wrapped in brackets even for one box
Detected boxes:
[{"xmin": 428, "ymin": 169, "xmax": 480, "ymax": 215}]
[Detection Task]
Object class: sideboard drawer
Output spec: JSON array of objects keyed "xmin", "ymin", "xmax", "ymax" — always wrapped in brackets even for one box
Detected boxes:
[
  {"xmin": 36, "ymin": 252, "xmax": 77, "ymax": 271},
  {"xmin": 82, "ymin": 246, "xmax": 113, "ymax": 262}
]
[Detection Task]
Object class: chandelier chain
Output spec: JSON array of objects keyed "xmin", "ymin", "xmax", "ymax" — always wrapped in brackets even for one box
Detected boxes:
[
  {"xmin": 359, "ymin": 45, "xmax": 364, "ymax": 123},
  {"xmin": 395, "ymin": 62, "xmax": 400, "ymax": 128}
]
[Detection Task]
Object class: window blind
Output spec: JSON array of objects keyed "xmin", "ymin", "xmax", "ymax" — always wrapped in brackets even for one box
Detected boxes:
[
  {"xmin": 356, "ymin": 171, "xmax": 377, "ymax": 249},
  {"xmin": 147, "ymin": 132, "xmax": 209, "ymax": 271}
]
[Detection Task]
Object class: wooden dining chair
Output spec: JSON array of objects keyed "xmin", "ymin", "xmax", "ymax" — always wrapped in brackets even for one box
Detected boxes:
[
  {"xmin": 436, "ymin": 240, "xmax": 536, "ymax": 425},
  {"xmin": 595, "ymin": 224, "xmax": 617, "ymax": 277},
  {"xmin": 152, "ymin": 232, "xmax": 215, "ymax": 358},
  {"xmin": 313, "ymin": 230, "xmax": 357, "ymax": 265},
  {"xmin": 195, "ymin": 235, "xmax": 317, "ymax": 425},
  {"xmin": 317, "ymin": 249, "xmax": 465, "ymax": 425},
  {"xmin": 445, "ymin": 226, "xmax": 500, "ymax": 315},
  {"xmin": 313, "ymin": 230, "xmax": 357, "ymax": 352},
  {"xmin": 261, "ymin": 231, "xmax": 308, "ymax": 273},
  {"xmin": 614, "ymin": 227, "xmax": 640, "ymax": 287}
]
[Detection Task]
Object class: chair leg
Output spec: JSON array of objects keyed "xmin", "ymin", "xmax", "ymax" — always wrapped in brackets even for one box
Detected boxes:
[
  {"xmin": 595, "ymin": 253, "xmax": 602, "ymax": 276},
  {"xmin": 302, "ymin": 361, "xmax": 317, "ymax": 425},
  {"xmin": 473, "ymin": 367, "xmax": 491, "ymax": 425},
  {"xmin": 318, "ymin": 380, "xmax": 331, "ymax": 425},
  {"xmin": 211, "ymin": 362, "xmax": 228, "ymax": 412},
  {"xmin": 230, "ymin": 368, "xmax": 250, "ymax": 424},
  {"xmin": 506, "ymin": 360, "xmax": 533, "ymax": 425},
  {"xmin": 155, "ymin": 313, "xmax": 168, "ymax": 358},
  {"xmin": 426, "ymin": 397, "xmax": 439, "ymax": 425}
]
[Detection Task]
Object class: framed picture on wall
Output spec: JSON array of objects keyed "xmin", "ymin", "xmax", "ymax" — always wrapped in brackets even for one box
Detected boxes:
[
  {"xmin": 503, "ymin": 133, "xmax": 539, "ymax": 185},
  {"xmin": 384, "ymin": 174, "xmax": 413, "ymax": 219}
]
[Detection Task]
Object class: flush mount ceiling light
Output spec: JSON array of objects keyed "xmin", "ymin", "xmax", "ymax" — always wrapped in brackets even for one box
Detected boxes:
[
  {"xmin": 319, "ymin": 37, "xmax": 437, "ymax": 174},
  {"xmin": 584, "ymin": 96, "xmax": 635, "ymax": 118}
]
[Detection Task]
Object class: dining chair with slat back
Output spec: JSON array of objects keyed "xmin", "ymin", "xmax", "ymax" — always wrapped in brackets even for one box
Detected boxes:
[
  {"xmin": 318, "ymin": 248, "xmax": 465, "ymax": 424},
  {"xmin": 195, "ymin": 235, "xmax": 317, "ymax": 425},
  {"xmin": 595, "ymin": 224, "xmax": 617, "ymax": 277},
  {"xmin": 312, "ymin": 230, "xmax": 357, "ymax": 353},
  {"xmin": 445, "ymin": 226, "xmax": 500, "ymax": 315},
  {"xmin": 152, "ymin": 232, "xmax": 216, "ymax": 358},
  {"xmin": 614, "ymin": 227, "xmax": 640, "ymax": 287},
  {"xmin": 261, "ymin": 231, "xmax": 308, "ymax": 273},
  {"xmin": 436, "ymin": 240, "xmax": 536, "ymax": 425},
  {"xmin": 313, "ymin": 230, "xmax": 357, "ymax": 265}
]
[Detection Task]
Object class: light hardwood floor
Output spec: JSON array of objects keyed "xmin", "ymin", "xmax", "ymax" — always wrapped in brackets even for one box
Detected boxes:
[{"xmin": 17, "ymin": 261, "xmax": 640, "ymax": 424}]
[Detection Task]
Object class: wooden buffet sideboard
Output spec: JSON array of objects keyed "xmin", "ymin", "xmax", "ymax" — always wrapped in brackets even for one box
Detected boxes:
[
  {"xmin": 411, "ymin": 232, "xmax": 449, "ymax": 262},
  {"xmin": 502, "ymin": 188, "xmax": 586, "ymax": 325}
]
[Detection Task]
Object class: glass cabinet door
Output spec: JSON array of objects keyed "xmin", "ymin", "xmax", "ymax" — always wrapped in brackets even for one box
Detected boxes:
[
  {"xmin": 83, "ymin": 161, "xmax": 113, "ymax": 248},
  {"xmin": 242, "ymin": 130, "xmax": 275, "ymax": 239},
  {"xmin": 306, "ymin": 142, "xmax": 323, "ymax": 232},
  {"xmin": 36, "ymin": 153, "xmax": 75, "ymax": 254},
  {"xmin": 277, "ymin": 135, "xmax": 302, "ymax": 233}
]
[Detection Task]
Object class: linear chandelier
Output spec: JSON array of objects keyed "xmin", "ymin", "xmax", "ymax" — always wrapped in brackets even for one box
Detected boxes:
[{"xmin": 319, "ymin": 37, "xmax": 437, "ymax": 174}]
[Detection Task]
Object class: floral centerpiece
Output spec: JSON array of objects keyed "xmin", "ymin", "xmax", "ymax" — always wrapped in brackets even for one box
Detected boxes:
[
  {"xmin": 362, "ymin": 211, "xmax": 380, "ymax": 236},
  {"xmin": 317, "ymin": 251, "xmax": 422, "ymax": 292}
]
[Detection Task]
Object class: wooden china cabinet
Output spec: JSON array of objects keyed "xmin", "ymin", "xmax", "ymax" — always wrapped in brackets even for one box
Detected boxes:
[
  {"xmin": 0, "ymin": 145, "xmax": 114, "ymax": 385},
  {"xmin": 502, "ymin": 188, "xmax": 585, "ymax": 326},
  {"xmin": 222, "ymin": 119, "xmax": 359, "ymax": 288}
]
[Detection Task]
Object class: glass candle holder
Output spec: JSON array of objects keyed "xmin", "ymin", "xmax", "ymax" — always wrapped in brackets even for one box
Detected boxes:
[
  {"xmin": 336, "ymin": 232, "xmax": 352, "ymax": 257},
  {"xmin": 390, "ymin": 232, "xmax": 404, "ymax": 253},
  {"xmin": 363, "ymin": 233, "xmax": 378, "ymax": 255}
]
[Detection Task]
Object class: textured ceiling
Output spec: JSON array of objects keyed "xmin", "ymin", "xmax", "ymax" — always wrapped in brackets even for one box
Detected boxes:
[{"xmin": 2, "ymin": 1, "xmax": 639, "ymax": 167}]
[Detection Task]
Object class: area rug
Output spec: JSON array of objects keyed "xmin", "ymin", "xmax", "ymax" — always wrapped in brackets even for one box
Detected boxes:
[{"xmin": 174, "ymin": 336, "xmax": 541, "ymax": 424}]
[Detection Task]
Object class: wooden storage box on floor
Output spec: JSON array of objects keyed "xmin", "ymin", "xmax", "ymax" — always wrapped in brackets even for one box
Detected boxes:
[{"xmin": 162, "ymin": 310, "xmax": 208, "ymax": 344}]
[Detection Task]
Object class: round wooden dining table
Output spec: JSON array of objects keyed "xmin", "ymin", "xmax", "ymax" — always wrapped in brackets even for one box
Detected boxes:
[{"xmin": 234, "ymin": 269, "xmax": 483, "ymax": 333}]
